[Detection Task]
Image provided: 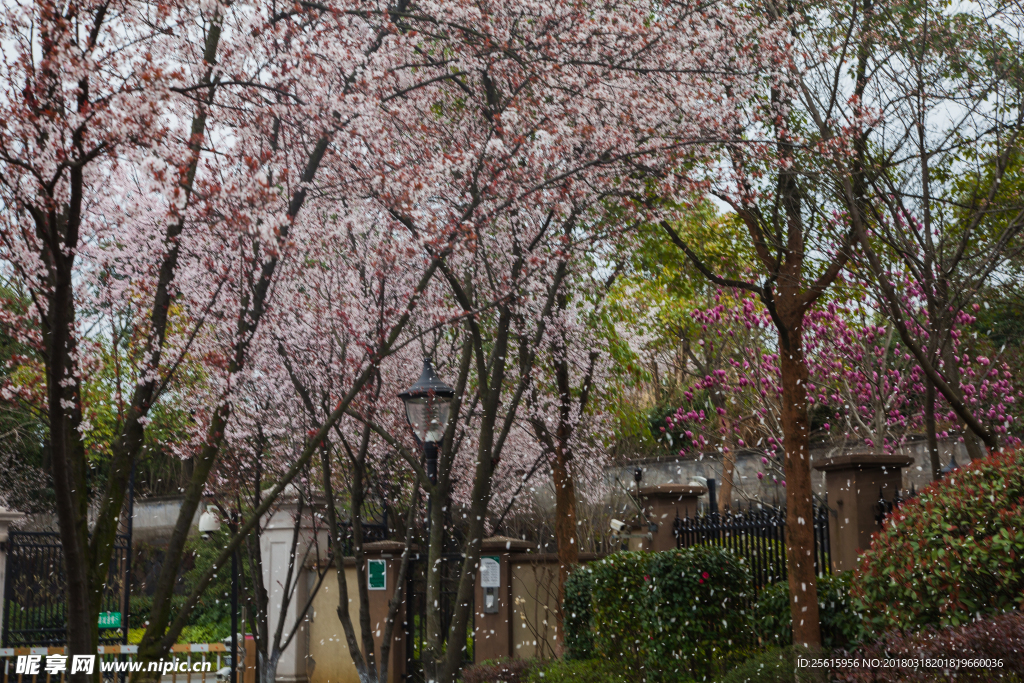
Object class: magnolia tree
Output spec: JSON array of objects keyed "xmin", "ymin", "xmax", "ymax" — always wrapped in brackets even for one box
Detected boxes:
[
  {"xmin": 783, "ymin": 0, "xmax": 1024, "ymax": 471},
  {"xmin": 666, "ymin": 289, "xmax": 1021, "ymax": 498}
]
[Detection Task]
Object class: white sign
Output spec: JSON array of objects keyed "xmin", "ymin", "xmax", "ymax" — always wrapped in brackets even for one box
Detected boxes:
[{"xmin": 480, "ymin": 556, "xmax": 500, "ymax": 588}]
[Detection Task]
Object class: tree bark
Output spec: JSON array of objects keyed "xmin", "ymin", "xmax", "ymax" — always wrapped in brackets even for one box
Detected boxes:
[
  {"xmin": 719, "ymin": 448, "xmax": 737, "ymax": 514},
  {"xmin": 924, "ymin": 376, "xmax": 941, "ymax": 480},
  {"xmin": 776, "ymin": 324, "xmax": 822, "ymax": 650},
  {"xmin": 550, "ymin": 443, "xmax": 579, "ymax": 649}
]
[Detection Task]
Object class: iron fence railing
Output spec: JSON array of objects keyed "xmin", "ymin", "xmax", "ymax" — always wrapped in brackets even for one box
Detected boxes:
[
  {"xmin": 2, "ymin": 532, "xmax": 130, "ymax": 648},
  {"xmin": 673, "ymin": 504, "xmax": 831, "ymax": 594}
]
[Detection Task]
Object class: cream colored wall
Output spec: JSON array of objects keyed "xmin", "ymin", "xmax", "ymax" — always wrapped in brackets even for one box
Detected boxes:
[
  {"xmin": 510, "ymin": 561, "xmax": 560, "ymax": 661},
  {"xmin": 308, "ymin": 566, "xmax": 362, "ymax": 683}
]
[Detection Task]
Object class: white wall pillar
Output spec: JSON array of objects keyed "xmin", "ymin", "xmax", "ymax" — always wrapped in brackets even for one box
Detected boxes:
[
  {"xmin": 260, "ymin": 492, "xmax": 326, "ymax": 683},
  {"xmin": 0, "ymin": 507, "xmax": 26, "ymax": 645}
]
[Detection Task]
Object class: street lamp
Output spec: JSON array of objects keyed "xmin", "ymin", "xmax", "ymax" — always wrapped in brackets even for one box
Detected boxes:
[
  {"xmin": 198, "ymin": 505, "xmax": 238, "ymax": 683},
  {"xmin": 398, "ymin": 358, "xmax": 455, "ymax": 484}
]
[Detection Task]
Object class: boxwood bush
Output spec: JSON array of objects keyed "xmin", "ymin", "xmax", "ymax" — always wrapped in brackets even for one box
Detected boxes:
[
  {"xmin": 851, "ymin": 450, "xmax": 1024, "ymax": 632},
  {"xmin": 574, "ymin": 546, "xmax": 754, "ymax": 681},
  {"xmin": 563, "ymin": 565, "xmax": 594, "ymax": 659},
  {"xmin": 752, "ymin": 572, "xmax": 860, "ymax": 649}
]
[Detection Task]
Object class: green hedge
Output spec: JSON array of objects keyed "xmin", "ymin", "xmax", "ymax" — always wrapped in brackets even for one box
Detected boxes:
[
  {"xmin": 851, "ymin": 450, "xmax": 1024, "ymax": 632},
  {"xmin": 569, "ymin": 547, "xmax": 754, "ymax": 681},
  {"xmin": 563, "ymin": 567, "xmax": 594, "ymax": 659},
  {"xmin": 752, "ymin": 572, "xmax": 859, "ymax": 649},
  {"xmin": 523, "ymin": 659, "xmax": 636, "ymax": 683},
  {"xmin": 718, "ymin": 647, "xmax": 829, "ymax": 683}
]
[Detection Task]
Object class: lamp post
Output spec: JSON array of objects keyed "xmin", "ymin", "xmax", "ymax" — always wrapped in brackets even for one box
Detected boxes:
[
  {"xmin": 398, "ymin": 358, "xmax": 455, "ymax": 486},
  {"xmin": 399, "ymin": 358, "xmax": 454, "ymax": 549},
  {"xmin": 198, "ymin": 506, "xmax": 238, "ymax": 683}
]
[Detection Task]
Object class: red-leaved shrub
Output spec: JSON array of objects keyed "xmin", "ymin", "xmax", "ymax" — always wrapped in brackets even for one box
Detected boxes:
[
  {"xmin": 851, "ymin": 450, "xmax": 1024, "ymax": 632},
  {"xmin": 461, "ymin": 658, "xmax": 536, "ymax": 683},
  {"xmin": 831, "ymin": 611, "xmax": 1024, "ymax": 682}
]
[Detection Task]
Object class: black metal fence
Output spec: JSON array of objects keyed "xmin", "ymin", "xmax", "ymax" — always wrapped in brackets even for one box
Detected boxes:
[
  {"xmin": 876, "ymin": 486, "xmax": 916, "ymax": 527},
  {"xmin": 2, "ymin": 532, "xmax": 131, "ymax": 647},
  {"xmin": 673, "ymin": 504, "xmax": 831, "ymax": 593},
  {"xmin": 403, "ymin": 553, "xmax": 474, "ymax": 683},
  {"xmin": 335, "ymin": 521, "xmax": 389, "ymax": 557}
]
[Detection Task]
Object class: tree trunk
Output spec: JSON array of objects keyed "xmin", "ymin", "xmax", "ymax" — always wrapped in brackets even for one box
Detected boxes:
[
  {"xmin": 46, "ymin": 256, "xmax": 97, "ymax": 683},
  {"xmin": 776, "ymin": 325, "xmax": 822, "ymax": 651},
  {"xmin": 717, "ymin": 411, "xmax": 735, "ymax": 513},
  {"xmin": 551, "ymin": 444, "xmax": 579, "ymax": 653},
  {"xmin": 719, "ymin": 448, "xmax": 737, "ymax": 514},
  {"xmin": 924, "ymin": 376, "xmax": 941, "ymax": 481}
]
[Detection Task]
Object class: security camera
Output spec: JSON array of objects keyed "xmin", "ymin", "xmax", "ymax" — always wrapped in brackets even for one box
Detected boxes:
[{"xmin": 609, "ymin": 519, "xmax": 628, "ymax": 533}]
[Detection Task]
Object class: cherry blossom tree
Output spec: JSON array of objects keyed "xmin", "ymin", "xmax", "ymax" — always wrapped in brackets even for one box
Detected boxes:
[
  {"xmin": 521, "ymin": 259, "xmax": 622, "ymax": 644},
  {"xmin": 0, "ymin": 2, "xmax": 448, "ymax": 677}
]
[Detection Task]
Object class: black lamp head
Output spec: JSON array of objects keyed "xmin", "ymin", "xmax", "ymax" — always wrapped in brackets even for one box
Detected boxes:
[{"xmin": 398, "ymin": 358, "xmax": 455, "ymax": 444}]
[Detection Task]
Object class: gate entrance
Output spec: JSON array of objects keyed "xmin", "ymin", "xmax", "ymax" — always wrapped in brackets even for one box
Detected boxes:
[
  {"xmin": 2, "ymin": 531, "xmax": 131, "ymax": 647},
  {"xmin": 403, "ymin": 553, "xmax": 473, "ymax": 682}
]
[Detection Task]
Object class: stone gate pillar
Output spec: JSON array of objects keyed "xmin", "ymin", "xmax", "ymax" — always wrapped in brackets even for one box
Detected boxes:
[
  {"xmin": 260, "ymin": 492, "xmax": 327, "ymax": 683},
  {"xmin": 0, "ymin": 507, "xmax": 26, "ymax": 645},
  {"xmin": 639, "ymin": 484, "xmax": 706, "ymax": 551},
  {"xmin": 473, "ymin": 536, "xmax": 532, "ymax": 663},
  {"xmin": 813, "ymin": 452, "xmax": 913, "ymax": 572},
  {"xmin": 359, "ymin": 540, "xmax": 410, "ymax": 683}
]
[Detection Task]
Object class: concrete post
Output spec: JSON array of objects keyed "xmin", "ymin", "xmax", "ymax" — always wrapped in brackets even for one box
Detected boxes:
[
  {"xmin": 638, "ymin": 484, "xmax": 707, "ymax": 552},
  {"xmin": 813, "ymin": 452, "xmax": 913, "ymax": 572},
  {"xmin": 260, "ymin": 493, "xmax": 328, "ymax": 683},
  {"xmin": 474, "ymin": 536, "xmax": 532, "ymax": 664},
  {"xmin": 358, "ymin": 540, "xmax": 409, "ymax": 683},
  {"xmin": 0, "ymin": 507, "xmax": 26, "ymax": 646}
]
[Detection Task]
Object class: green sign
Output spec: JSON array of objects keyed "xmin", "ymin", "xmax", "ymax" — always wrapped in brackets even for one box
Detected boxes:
[
  {"xmin": 98, "ymin": 612, "xmax": 122, "ymax": 628},
  {"xmin": 367, "ymin": 559, "xmax": 386, "ymax": 590}
]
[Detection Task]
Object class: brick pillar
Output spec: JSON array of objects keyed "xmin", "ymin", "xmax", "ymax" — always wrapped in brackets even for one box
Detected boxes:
[
  {"xmin": 0, "ymin": 507, "xmax": 25, "ymax": 646},
  {"xmin": 360, "ymin": 541, "xmax": 409, "ymax": 683},
  {"xmin": 813, "ymin": 452, "xmax": 913, "ymax": 572},
  {"xmin": 474, "ymin": 536, "xmax": 532, "ymax": 663},
  {"xmin": 639, "ymin": 484, "xmax": 706, "ymax": 552}
]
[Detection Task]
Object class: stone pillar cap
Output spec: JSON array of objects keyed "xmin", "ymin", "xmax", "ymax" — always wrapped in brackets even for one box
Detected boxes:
[
  {"xmin": 482, "ymin": 536, "xmax": 534, "ymax": 552},
  {"xmin": 362, "ymin": 540, "xmax": 408, "ymax": 554},
  {"xmin": 0, "ymin": 508, "xmax": 25, "ymax": 544},
  {"xmin": 638, "ymin": 483, "xmax": 708, "ymax": 498},
  {"xmin": 813, "ymin": 453, "xmax": 914, "ymax": 472}
]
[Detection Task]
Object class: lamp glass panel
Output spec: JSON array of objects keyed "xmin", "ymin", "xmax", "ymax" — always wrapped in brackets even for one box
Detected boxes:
[
  {"xmin": 429, "ymin": 400, "xmax": 451, "ymax": 443},
  {"xmin": 404, "ymin": 395, "xmax": 450, "ymax": 443},
  {"xmin": 404, "ymin": 397, "xmax": 429, "ymax": 441}
]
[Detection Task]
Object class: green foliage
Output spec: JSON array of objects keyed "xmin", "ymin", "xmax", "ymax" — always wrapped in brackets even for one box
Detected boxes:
[
  {"xmin": 851, "ymin": 451, "xmax": 1024, "ymax": 632},
  {"xmin": 129, "ymin": 531, "xmax": 248, "ymax": 641},
  {"xmin": 523, "ymin": 659, "xmax": 637, "ymax": 683},
  {"xmin": 586, "ymin": 548, "xmax": 754, "ymax": 681},
  {"xmin": 0, "ymin": 285, "xmax": 51, "ymax": 512},
  {"xmin": 717, "ymin": 647, "xmax": 827, "ymax": 683},
  {"xmin": 563, "ymin": 567, "xmax": 594, "ymax": 660},
  {"xmin": 752, "ymin": 573, "xmax": 860, "ymax": 649}
]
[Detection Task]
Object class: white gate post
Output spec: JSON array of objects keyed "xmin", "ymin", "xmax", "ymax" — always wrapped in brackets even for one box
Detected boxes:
[
  {"xmin": 0, "ymin": 507, "xmax": 26, "ymax": 645},
  {"xmin": 260, "ymin": 490, "xmax": 326, "ymax": 683}
]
